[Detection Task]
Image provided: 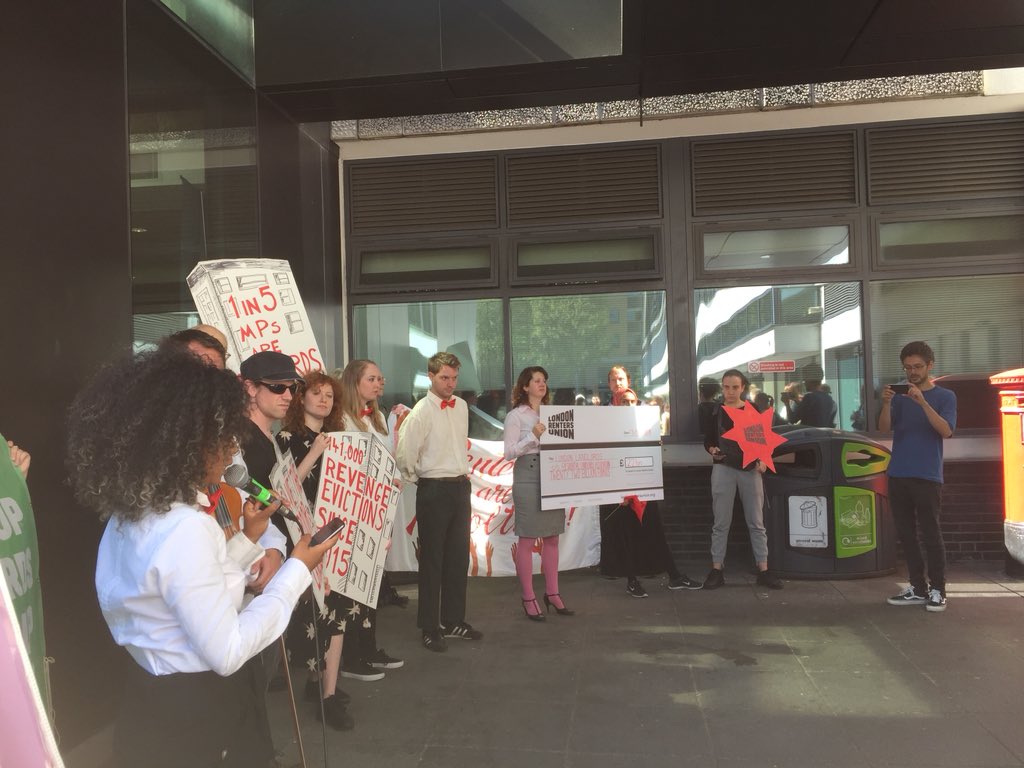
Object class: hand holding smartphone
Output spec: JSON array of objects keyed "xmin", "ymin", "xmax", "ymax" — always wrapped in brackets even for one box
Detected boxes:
[
  {"xmin": 889, "ymin": 384, "xmax": 911, "ymax": 395},
  {"xmin": 310, "ymin": 517, "xmax": 345, "ymax": 546}
]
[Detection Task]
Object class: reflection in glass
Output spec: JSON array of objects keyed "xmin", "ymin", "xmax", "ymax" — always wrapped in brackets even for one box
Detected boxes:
[
  {"xmin": 128, "ymin": 0, "xmax": 258, "ymax": 346},
  {"xmin": 870, "ymin": 274, "xmax": 1024, "ymax": 429},
  {"xmin": 703, "ymin": 225, "xmax": 849, "ymax": 271},
  {"xmin": 879, "ymin": 215, "xmax": 1024, "ymax": 267},
  {"xmin": 694, "ymin": 282, "xmax": 864, "ymax": 431},
  {"xmin": 510, "ymin": 291, "xmax": 669, "ymax": 424},
  {"xmin": 353, "ymin": 300, "xmax": 506, "ymax": 439}
]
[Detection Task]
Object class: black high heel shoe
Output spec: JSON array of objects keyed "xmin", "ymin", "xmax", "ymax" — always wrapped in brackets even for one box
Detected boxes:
[
  {"xmin": 543, "ymin": 593, "xmax": 575, "ymax": 616},
  {"xmin": 522, "ymin": 598, "xmax": 546, "ymax": 622}
]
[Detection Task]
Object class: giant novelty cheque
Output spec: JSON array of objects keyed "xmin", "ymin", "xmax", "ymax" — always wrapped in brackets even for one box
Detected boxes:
[
  {"xmin": 312, "ymin": 432, "xmax": 400, "ymax": 609},
  {"xmin": 187, "ymin": 258, "xmax": 324, "ymax": 374},
  {"xmin": 539, "ymin": 405, "xmax": 664, "ymax": 509}
]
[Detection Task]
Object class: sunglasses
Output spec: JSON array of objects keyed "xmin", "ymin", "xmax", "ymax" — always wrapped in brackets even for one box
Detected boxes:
[{"xmin": 259, "ymin": 381, "xmax": 298, "ymax": 395}]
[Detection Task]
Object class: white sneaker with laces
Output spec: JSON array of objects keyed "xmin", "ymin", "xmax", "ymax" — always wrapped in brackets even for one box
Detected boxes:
[{"xmin": 926, "ymin": 588, "xmax": 947, "ymax": 612}]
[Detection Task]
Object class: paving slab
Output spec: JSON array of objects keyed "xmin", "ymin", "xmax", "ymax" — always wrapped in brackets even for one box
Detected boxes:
[{"xmin": 268, "ymin": 561, "xmax": 1024, "ymax": 768}]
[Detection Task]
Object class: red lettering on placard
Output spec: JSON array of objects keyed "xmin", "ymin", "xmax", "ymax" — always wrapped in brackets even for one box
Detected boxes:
[{"xmin": 258, "ymin": 285, "xmax": 278, "ymax": 311}]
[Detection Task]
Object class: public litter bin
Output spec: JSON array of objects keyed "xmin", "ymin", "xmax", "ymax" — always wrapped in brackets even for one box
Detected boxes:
[
  {"xmin": 989, "ymin": 368, "xmax": 1024, "ymax": 579},
  {"xmin": 763, "ymin": 427, "xmax": 896, "ymax": 579}
]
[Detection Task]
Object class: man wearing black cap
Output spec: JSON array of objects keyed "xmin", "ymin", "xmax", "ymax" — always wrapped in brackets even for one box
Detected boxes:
[{"xmin": 239, "ymin": 351, "xmax": 302, "ymax": 586}]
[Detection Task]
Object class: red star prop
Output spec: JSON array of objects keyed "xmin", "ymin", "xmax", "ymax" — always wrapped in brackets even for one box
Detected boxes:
[{"xmin": 720, "ymin": 404, "xmax": 788, "ymax": 472}]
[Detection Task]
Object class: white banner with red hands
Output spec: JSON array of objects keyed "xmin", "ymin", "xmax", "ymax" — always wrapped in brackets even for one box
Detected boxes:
[{"xmin": 385, "ymin": 438, "xmax": 601, "ymax": 576}]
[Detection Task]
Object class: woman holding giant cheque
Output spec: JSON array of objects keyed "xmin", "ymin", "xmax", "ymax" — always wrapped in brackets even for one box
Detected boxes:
[
  {"xmin": 67, "ymin": 349, "xmax": 338, "ymax": 768},
  {"xmin": 503, "ymin": 366, "xmax": 574, "ymax": 621}
]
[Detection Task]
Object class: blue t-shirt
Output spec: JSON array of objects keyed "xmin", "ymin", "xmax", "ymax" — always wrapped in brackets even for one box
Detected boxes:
[{"xmin": 887, "ymin": 385, "xmax": 957, "ymax": 483}]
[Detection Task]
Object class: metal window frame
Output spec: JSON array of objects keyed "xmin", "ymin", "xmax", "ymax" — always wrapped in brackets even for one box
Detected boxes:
[
  {"xmin": 691, "ymin": 215, "xmax": 861, "ymax": 285},
  {"xmin": 347, "ymin": 235, "xmax": 500, "ymax": 295},
  {"xmin": 869, "ymin": 205, "xmax": 1024, "ymax": 276},
  {"xmin": 508, "ymin": 226, "xmax": 664, "ymax": 286}
]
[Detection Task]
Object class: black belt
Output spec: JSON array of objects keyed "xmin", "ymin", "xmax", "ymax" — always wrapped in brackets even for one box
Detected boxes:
[{"xmin": 420, "ymin": 476, "xmax": 468, "ymax": 483}]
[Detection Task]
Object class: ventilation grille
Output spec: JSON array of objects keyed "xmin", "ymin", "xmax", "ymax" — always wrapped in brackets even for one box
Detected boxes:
[
  {"xmin": 867, "ymin": 119, "xmax": 1024, "ymax": 205},
  {"xmin": 692, "ymin": 133, "xmax": 857, "ymax": 216},
  {"xmin": 349, "ymin": 157, "xmax": 498, "ymax": 234},
  {"xmin": 506, "ymin": 146, "xmax": 661, "ymax": 226}
]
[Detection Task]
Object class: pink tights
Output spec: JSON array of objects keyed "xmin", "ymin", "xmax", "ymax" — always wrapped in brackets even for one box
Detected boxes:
[{"xmin": 516, "ymin": 535, "xmax": 560, "ymax": 601}]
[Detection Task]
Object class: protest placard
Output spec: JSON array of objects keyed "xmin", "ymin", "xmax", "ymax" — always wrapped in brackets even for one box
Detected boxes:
[
  {"xmin": 186, "ymin": 257, "xmax": 324, "ymax": 373},
  {"xmin": 539, "ymin": 405, "xmax": 664, "ymax": 509},
  {"xmin": 386, "ymin": 438, "xmax": 601, "ymax": 576},
  {"xmin": 313, "ymin": 432, "xmax": 400, "ymax": 608},
  {"xmin": 269, "ymin": 452, "xmax": 327, "ymax": 613}
]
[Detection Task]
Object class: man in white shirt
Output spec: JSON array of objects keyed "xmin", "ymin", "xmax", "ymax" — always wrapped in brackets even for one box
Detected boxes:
[{"xmin": 396, "ymin": 352, "xmax": 483, "ymax": 652}]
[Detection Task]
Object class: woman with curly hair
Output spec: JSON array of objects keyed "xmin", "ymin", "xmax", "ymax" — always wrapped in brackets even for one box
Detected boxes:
[
  {"xmin": 335, "ymin": 359, "xmax": 405, "ymax": 678},
  {"xmin": 276, "ymin": 370, "xmax": 357, "ymax": 730},
  {"xmin": 67, "ymin": 350, "xmax": 339, "ymax": 768},
  {"xmin": 504, "ymin": 366, "xmax": 573, "ymax": 621}
]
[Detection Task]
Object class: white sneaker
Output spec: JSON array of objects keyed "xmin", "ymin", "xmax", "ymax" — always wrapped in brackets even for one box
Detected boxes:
[{"xmin": 926, "ymin": 588, "xmax": 947, "ymax": 612}]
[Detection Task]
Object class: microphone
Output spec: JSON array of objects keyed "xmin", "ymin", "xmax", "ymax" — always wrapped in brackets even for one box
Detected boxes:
[{"xmin": 222, "ymin": 464, "xmax": 300, "ymax": 524}]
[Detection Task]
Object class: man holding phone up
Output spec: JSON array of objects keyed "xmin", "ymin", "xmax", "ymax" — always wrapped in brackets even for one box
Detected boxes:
[{"xmin": 879, "ymin": 341, "xmax": 957, "ymax": 612}]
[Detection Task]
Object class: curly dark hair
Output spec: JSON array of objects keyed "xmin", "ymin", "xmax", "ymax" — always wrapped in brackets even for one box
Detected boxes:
[
  {"xmin": 66, "ymin": 349, "xmax": 249, "ymax": 522},
  {"xmin": 280, "ymin": 370, "xmax": 345, "ymax": 435},
  {"xmin": 511, "ymin": 366, "xmax": 551, "ymax": 409}
]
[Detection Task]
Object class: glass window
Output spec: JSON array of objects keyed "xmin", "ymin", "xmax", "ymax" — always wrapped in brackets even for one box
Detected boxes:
[
  {"xmin": 515, "ymin": 237, "xmax": 657, "ymax": 280},
  {"xmin": 509, "ymin": 291, "xmax": 670, "ymax": 429},
  {"xmin": 694, "ymin": 282, "xmax": 864, "ymax": 432},
  {"xmin": 128, "ymin": 0, "xmax": 258, "ymax": 345},
  {"xmin": 878, "ymin": 214, "xmax": 1024, "ymax": 269},
  {"xmin": 357, "ymin": 245, "xmax": 492, "ymax": 288},
  {"xmin": 352, "ymin": 299, "xmax": 506, "ymax": 439},
  {"xmin": 869, "ymin": 274, "xmax": 1024, "ymax": 429},
  {"xmin": 701, "ymin": 225, "xmax": 849, "ymax": 272}
]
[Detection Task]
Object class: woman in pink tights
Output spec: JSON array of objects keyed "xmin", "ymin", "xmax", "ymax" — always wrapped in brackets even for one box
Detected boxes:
[{"xmin": 503, "ymin": 366, "xmax": 574, "ymax": 621}]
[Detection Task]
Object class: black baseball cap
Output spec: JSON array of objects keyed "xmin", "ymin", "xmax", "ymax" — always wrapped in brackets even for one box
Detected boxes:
[{"xmin": 239, "ymin": 351, "xmax": 300, "ymax": 382}]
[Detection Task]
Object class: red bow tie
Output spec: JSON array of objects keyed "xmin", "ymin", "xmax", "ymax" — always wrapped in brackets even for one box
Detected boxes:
[
  {"xmin": 440, "ymin": 398, "xmax": 456, "ymax": 409},
  {"xmin": 360, "ymin": 407, "xmax": 374, "ymax": 417}
]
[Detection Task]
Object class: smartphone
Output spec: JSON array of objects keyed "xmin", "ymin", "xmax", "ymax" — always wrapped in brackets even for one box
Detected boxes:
[
  {"xmin": 889, "ymin": 383, "xmax": 911, "ymax": 395},
  {"xmin": 310, "ymin": 517, "xmax": 345, "ymax": 546}
]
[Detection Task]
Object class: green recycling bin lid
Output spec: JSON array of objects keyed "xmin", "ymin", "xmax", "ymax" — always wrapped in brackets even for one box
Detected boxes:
[{"xmin": 840, "ymin": 441, "xmax": 890, "ymax": 478}]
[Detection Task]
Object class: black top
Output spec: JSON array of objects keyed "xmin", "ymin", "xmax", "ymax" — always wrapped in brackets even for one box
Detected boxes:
[
  {"xmin": 275, "ymin": 424, "xmax": 322, "ymax": 505},
  {"xmin": 791, "ymin": 390, "xmax": 838, "ymax": 428},
  {"xmin": 239, "ymin": 419, "xmax": 288, "ymax": 539},
  {"xmin": 702, "ymin": 403, "xmax": 756, "ymax": 471}
]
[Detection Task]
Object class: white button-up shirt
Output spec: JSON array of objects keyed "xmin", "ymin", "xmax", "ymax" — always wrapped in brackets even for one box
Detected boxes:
[
  {"xmin": 503, "ymin": 404, "xmax": 541, "ymax": 460},
  {"xmin": 95, "ymin": 502, "xmax": 311, "ymax": 676},
  {"xmin": 396, "ymin": 391, "xmax": 469, "ymax": 482}
]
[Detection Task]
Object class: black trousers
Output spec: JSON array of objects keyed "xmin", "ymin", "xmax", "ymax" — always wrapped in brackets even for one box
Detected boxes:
[
  {"xmin": 113, "ymin": 657, "xmax": 273, "ymax": 768},
  {"xmin": 889, "ymin": 476, "xmax": 947, "ymax": 594},
  {"xmin": 416, "ymin": 477, "xmax": 471, "ymax": 633}
]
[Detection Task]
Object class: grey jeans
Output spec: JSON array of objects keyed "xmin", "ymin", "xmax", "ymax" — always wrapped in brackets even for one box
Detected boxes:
[{"xmin": 710, "ymin": 463, "xmax": 768, "ymax": 565}]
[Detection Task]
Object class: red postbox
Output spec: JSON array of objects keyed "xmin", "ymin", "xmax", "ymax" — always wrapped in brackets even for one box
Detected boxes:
[{"xmin": 990, "ymin": 368, "xmax": 1024, "ymax": 578}]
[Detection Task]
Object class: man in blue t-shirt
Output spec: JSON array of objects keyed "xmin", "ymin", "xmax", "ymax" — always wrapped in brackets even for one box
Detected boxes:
[{"xmin": 878, "ymin": 341, "xmax": 957, "ymax": 612}]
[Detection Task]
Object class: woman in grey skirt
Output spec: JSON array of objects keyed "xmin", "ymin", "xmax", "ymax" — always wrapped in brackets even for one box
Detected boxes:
[{"xmin": 504, "ymin": 366, "xmax": 574, "ymax": 621}]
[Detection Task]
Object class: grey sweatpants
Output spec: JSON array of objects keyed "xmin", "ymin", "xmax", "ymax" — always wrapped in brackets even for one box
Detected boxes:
[{"xmin": 710, "ymin": 463, "xmax": 768, "ymax": 565}]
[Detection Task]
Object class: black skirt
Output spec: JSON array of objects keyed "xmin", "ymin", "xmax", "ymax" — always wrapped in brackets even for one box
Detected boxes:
[{"xmin": 112, "ymin": 656, "xmax": 273, "ymax": 768}]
